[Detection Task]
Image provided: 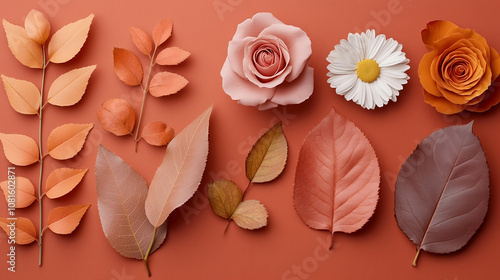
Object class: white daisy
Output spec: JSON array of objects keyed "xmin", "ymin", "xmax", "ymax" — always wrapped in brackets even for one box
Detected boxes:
[{"xmin": 327, "ymin": 30, "xmax": 410, "ymax": 109}]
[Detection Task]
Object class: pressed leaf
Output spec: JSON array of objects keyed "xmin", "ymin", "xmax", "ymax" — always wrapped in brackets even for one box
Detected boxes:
[
  {"xmin": 231, "ymin": 200, "xmax": 268, "ymax": 230},
  {"xmin": 293, "ymin": 109, "xmax": 380, "ymax": 248},
  {"xmin": 395, "ymin": 122, "xmax": 489, "ymax": 266},
  {"xmin": 145, "ymin": 106, "xmax": 212, "ymax": 228},
  {"xmin": 45, "ymin": 168, "xmax": 88, "ymax": 199},
  {"xmin": 2, "ymin": 19, "xmax": 43, "ymax": 68},
  {"xmin": 149, "ymin": 71, "xmax": 188, "ymax": 97},
  {"xmin": 46, "ymin": 204, "xmax": 90, "ymax": 234},
  {"xmin": 97, "ymin": 99, "xmax": 136, "ymax": 136},
  {"xmin": 130, "ymin": 26, "xmax": 153, "ymax": 56},
  {"xmin": 0, "ymin": 133, "xmax": 39, "ymax": 166},
  {"xmin": 113, "ymin": 48, "xmax": 144, "ymax": 86},
  {"xmin": 47, "ymin": 65, "xmax": 96, "ymax": 106},
  {"xmin": 95, "ymin": 145, "xmax": 167, "ymax": 259},
  {"xmin": 155, "ymin": 47, "xmax": 190, "ymax": 66},
  {"xmin": 1, "ymin": 75, "xmax": 40, "ymax": 115},
  {"xmin": 0, "ymin": 177, "xmax": 36, "ymax": 208},
  {"xmin": 208, "ymin": 180, "xmax": 242, "ymax": 219},
  {"xmin": 47, "ymin": 14, "xmax": 94, "ymax": 63},
  {"xmin": 24, "ymin": 9, "xmax": 50, "ymax": 44},
  {"xmin": 47, "ymin": 123, "xmax": 93, "ymax": 160},
  {"xmin": 141, "ymin": 121, "xmax": 175, "ymax": 146},
  {"xmin": 246, "ymin": 121, "xmax": 288, "ymax": 183},
  {"xmin": 0, "ymin": 217, "xmax": 37, "ymax": 244},
  {"xmin": 152, "ymin": 18, "xmax": 173, "ymax": 47}
]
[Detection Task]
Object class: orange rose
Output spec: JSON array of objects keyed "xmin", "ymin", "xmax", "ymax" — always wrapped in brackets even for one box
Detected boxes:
[{"xmin": 418, "ymin": 20, "xmax": 500, "ymax": 114}]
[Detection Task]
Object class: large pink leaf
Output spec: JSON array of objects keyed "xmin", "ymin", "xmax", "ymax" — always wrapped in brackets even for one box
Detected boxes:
[
  {"xmin": 395, "ymin": 122, "xmax": 489, "ymax": 266},
  {"xmin": 293, "ymin": 109, "xmax": 379, "ymax": 248}
]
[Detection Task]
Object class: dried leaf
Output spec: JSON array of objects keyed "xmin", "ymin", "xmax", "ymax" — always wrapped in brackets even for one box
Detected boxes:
[
  {"xmin": 47, "ymin": 65, "xmax": 96, "ymax": 106},
  {"xmin": 141, "ymin": 121, "xmax": 175, "ymax": 146},
  {"xmin": 2, "ymin": 19, "xmax": 43, "ymax": 68},
  {"xmin": 0, "ymin": 177, "xmax": 36, "ymax": 208},
  {"xmin": 155, "ymin": 47, "xmax": 190, "ymax": 66},
  {"xmin": 97, "ymin": 99, "xmax": 136, "ymax": 136},
  {"xmin": 395, "ymin": 122, "xmax": 489, "ymax": 266},
  {"xmin": 47, "ymin": 123, "xmax": 93, "ymax": 160},
  {"xmin": 47, "ymin": 14, "xmax": 94, "ymax": 63},
  {"xmin": 24, "ymin": 9, "xmax": 50, "ymax": 44},
  {"xmin": 0, "ymin": 217, "xmax": 37, "ymax": 244},
  {"xmin": 208, "ymin": 180, "xmax": 242, "ymax": 219},
  {"xmin": 145, "ymin": 106, "xmax": 211, "ymax": 228},
  {"xmin": 45, "ymin": 168, "xmax": 87, "ymax": 199},
  {"xmin": 1, "ymin": 75, "xmax": 40, "ymax": 115},
  {"xmin": 231, "ymin": 200, "xmax": 268, "ymax": 230},
  {"xmin": 152, "ymin": 18, "xmax": 173, "ymax": 47},
  {"xmin": 113, "ymin": 48, "xmax": 144, "ymax": 86},
  {"xmin": 130, "ymin": 26, "xmax": 152, "ymax": 56},
  {"xmin": 246, "ymin": 121, "xmax": 288, "ymax": 184},
  {"xmin": 95, "ymin": 145, "xmax": 167, "ymax": 259},
  {"xmin": 149, "ymin": 71, "xmax": 188, "ymax": 97},
  {"xmin": 293, "ymin": 109, "xmax": 380, "ymax": 247},
  {"xmin": 0, "ymin": 133, "xmax": 39, "ymax": 166},
  {"xmin": 46, "ymin": 204, "xmax": 90, "ymax": 234}
]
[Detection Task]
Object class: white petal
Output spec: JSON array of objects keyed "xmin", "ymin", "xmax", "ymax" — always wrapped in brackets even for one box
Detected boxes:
[
  {"xmin": 367, "ymin": 34, "xmax": 385, "ymax": 60},
  {"xmin": 345, "ymin": 79, "xmax": 361, "ymax": 101},
  {"xmin": 374, "ymin": 38, "xmax": 398, "ymax": 63},
  {"xmin": 333, "ymin": 74, "xmax": 358, "ymax": 94}
]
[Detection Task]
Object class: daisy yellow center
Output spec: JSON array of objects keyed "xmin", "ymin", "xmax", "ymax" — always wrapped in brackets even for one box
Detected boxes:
[{"xmin": 356, "ymin": 59, "xmax": 380, "ymax": 83}]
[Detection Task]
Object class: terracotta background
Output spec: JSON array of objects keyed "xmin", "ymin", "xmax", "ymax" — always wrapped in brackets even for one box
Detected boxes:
[{"xmin": 1, "ymin": 0, "xmax": 499, "ymax": 279}]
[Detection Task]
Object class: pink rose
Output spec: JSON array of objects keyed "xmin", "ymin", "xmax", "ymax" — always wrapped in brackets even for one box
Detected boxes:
[{"xmin": 221, "ymin": 13, "xmax": 314, "ymax": 110}]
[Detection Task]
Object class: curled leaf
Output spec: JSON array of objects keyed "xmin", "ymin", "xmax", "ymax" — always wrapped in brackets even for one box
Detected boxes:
[
  {"xmin": 47, "ymin": 123, "xmax": 93, "ymax": 160},
  {"xmin": 130, "ymin": 26, "xmax": 152, "ymax": 56},
  {"xmin": 0, "ymin": 133, "xmax": 39, "ymax": 166},
  {"xmin": 45, "ymin": 168, "xmax": 88, "ymax": 199},
  {"xmin": 0, "ymin": 217, "xmax": 37, "ymax": 244},
  {"xmin": 46, "ymin": 204, "xmax": 90, "ymax": 234},
  {"xmin": 48, "ymin": 14, "xmax": 94, "ymax": 63},
  {"xmin": 141, "ymin": 121, "xmax": 175, "ymax": 146},
  {"xmin": 97, "ymin": 98, "xmax": 136, "ymax": 136},
  {"xmin": 155, "ymin": 47, "xmax": 190, "ymax": 66},
  {"xmin": 2, "ymin": 19, "xmax": 43, "ymax": 68},
  {"xmin": 395, "ymin": 122, "xmax": 489, "ymax": 266},
  {"xmin": 1, "ymin": 75, "xmax": 40, "ymax": 115},
  {"xmin": 0, "ymin": 177, "xmax": 36, "ymax": 208},
  {"xmin": 208, "ymin": 180, "xmax": 242, "ymax": 219},
  {"xmin": 113, "ymin": 48, "xmax": 144, "ymax": 86},
  {"xmin": 47, "ymin": 65, "xmax": 96, "ymax": 106},
  {"xmin": 231, "ymin": 200, "xmax": 268, "ymax": 230},
  {"xmin": 24, "ymin": 9, "xmax": 50, "ymax": 44},
  {"xmin": 149, "ymin": 71, "xmax": 188, "ymax": 97},
  {"xmin": 152, "ymin": 18, "xmax": 173, "ymax": 47}
]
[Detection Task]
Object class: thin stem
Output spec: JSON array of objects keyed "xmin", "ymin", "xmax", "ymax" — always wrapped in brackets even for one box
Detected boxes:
[
  {"xmin": 224, "ymin": 218, "xmax": 231, "ymax": 234},
  {"xmin": 241, "ymin": 181, "xmax": 252, "ymax": 200},
  {"xmin": 143, "ymin": 227, "xmax": 157, "ymax": 277},
  {"xmin": 412, "ymin": 248, "xmax": 421, "ymax": 267},
  {"xmin": 38, "ymin": 45, "xmax": 47, "ymax": 267}
]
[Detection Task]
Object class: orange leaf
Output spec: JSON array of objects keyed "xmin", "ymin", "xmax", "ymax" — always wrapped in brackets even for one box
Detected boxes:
[
  {"xmin": 208, "ymin": 180, "xmax": 242, "ymax": 219},
  {"xmin": 47, "ymin": 123, "xmax": 93, "ymax": 160},
  {"xmin": 141, "ymin": 121, "xmax": 175, "ymax": 146},
  {"xmin": 231, "ymin": 200, "xmax": 268, "ymax": 230},
  {"xmin": 0, "ymin": 133, "xmax": 39, "ymax": 166},
  {"xmin": 46, "ymin": 204, "xmax": 90, "ymax": 234},
  {"xmin": 45, "ymin": 168, "xmax": 87, "ymax": 199},
  {"xmin": 24, "ymin": 9, "xmax": 50, "ymax": 44},
  {"xmin": 2, "ymin": 19, "xmax": 43, "ymax": 68},
  {"xmin": 0, "ymin": 217, "xmax": 37, "ymax": 244},
  {"xmin": 152, "ymin": 18, "xmax": 173, "ymax": 47},
  {"xmin": 0, "ymin": 177, "xmax": 36, "ymax": 208},
  {"xmin": 155, "ymin": 47, "xmax": 190, "ymax": 65},
  {"xmin": 1, "ymin": 75, "xmax": 40, "ymax": 115},
  {"xmin": 48, "ymin": 14, "xmax": 94, "ymax": 63},
  {"xmin": 130, "ymin": 26, "xmax": 152, "ymax": 56},
  {"xmin": 47, "ymin": 65, "xmax": 96, "ymax": 106},
  {"xmin": 149, "ymin": 72, "xmax": 188, "ymax": 97},
  {"xmin": 97, "ymin": 99, "xmax": 136, "ymax": 136},
  {"xmin": 113, "ymin": 48, "xmax": 144, "ymax": 86}
]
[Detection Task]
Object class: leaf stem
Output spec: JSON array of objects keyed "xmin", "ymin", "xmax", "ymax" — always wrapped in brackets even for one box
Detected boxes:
[
  {"xmin": 241, "ymin": 180, "xmax": 252, "ymax": 200},
  {"xmin": 38, "ymin": 45, "xmax": 47, "ymax": 267},
  {"xmin": 224, "ymin": 218, "xmax": 231, "ymax": 234},
  {"xmin": 143, "ymin": 227, "xmax": 157, "ymax": 277},
  {"xmin": 412, "ymin": 248, "xmax": 421, "ymax": 267}
]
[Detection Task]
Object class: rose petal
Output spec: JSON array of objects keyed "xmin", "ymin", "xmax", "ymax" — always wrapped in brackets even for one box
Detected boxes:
[
  {"xmin": 423, "ymin": 89, "xmax": 465, "ymax": 114},
  {"xmin": 228, "ymin": 37, "xmax": 254, "ymax": 78},
  {"xmin": 270, "ymin": 66, "xmax": 314, "ymax": 106},
  {"xmin": 422, "ymin": 20, "xmax": 459, "ymax": 50},
  {"xmin": 490, "ymin": 46, "xmax": 500, "ymax": 81},
  {"xmin": 232, "ymin": 13, "xmax": 283, "ymax": 41},
  {"xmin": 258, "ymin": 100, "xmax": 279, "ymax": 110}
]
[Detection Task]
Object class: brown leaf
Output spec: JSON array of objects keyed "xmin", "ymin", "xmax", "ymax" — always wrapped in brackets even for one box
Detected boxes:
[
  {"xmin": 149, "ymin": 71, "xmax": 188, "ymax": 97},
  {"xmin": 47, "ymin": 14, "xmax": 94, "ymax": 63},
  {"xmin": 95, "ymin": 145, "xmax": 167, "ymax": 259},
  {"xmin": 0, "ymin": 177, "xmax": 36, "ymax": 208},
  {"xmin": 47, "ymin": 123, "xmax": 93, "ymax": 160},
  {"xmin": 145, "ymin": 106, "xmax": 211, "ymax": 228},
  {"xmin": 152, "ymin": 18, "xmax": 173, "ymax": 47},
  {"xmin": 231, "ymin": 200, "xmax": 268, "ymax": 230},
  {"xmin": 130, "ymin": 26, "xmax": 152, "ymax": 56},
  {"xmin": 141, "ymin": 121, "xmax": 175, "ymax": 146},
  {"xmin": 45, "ymin": 168, "xmax": 87, "ymax": 199},
  {"xmin": 97, "ymin": 99, "xmax": 136, "ymax": 136},
  {"xmin": 1, "ymin": 75, "xmax": 40, "ymax": 115},
  {"xmin": 208, "ymin": 180, "xmax": 242, "ymax": 219},
  {"xmin": 0, "ymin": 217, "xmax": 37, "ymax": 244},
  {"xmin": 113, "ymin": 48, "xmax": 144, "ymax": 86},
  {"xmin": 0, "ymin": 133, "xmax": 39, "ymax": 166},
  {"xmin": 46, "ymin": 204, "xmax": 90, "ymax": 234},
  {"xmin": 47, "ymin": 65, "xmax": 96, "ymax": 106},
  {"xmin": 2, "ymin": 19, "xmax": 43, "ymax": 68},
  {"xmin": 24, "ymin": 9, "xmax": 50, "ymax": 44},
  {"xmin": 155, "ymin": 47, "xmax": 190, "ymax": 66}
]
